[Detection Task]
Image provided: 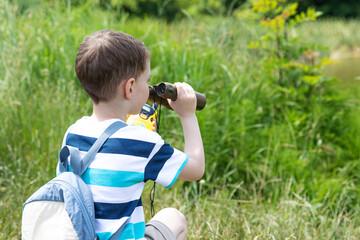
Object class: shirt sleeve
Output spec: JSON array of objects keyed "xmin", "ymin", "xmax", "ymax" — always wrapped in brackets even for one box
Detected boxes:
[{"xmin": 144, "ymin": 137, "xmax": 188, "ymax": 188}]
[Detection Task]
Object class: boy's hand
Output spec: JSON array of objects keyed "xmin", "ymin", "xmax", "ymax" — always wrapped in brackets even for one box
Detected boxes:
[
  {"xmin": 168, "ymin": 82, "xmax": 205, "ymax": 181},
  {"xmin": 168, "ymin": 82, "xmax": 197, "ymax": 118}
]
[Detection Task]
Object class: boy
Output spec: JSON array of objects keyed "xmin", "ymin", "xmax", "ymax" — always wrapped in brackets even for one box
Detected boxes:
[{"xmin": 61, "ymin": 30, "xmax": 205, "ymax": 240}]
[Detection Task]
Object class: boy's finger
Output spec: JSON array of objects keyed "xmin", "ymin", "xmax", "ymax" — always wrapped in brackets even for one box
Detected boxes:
[{"xmin": 174, "ymin": 82, "xmax": 194, "ymax": 98}]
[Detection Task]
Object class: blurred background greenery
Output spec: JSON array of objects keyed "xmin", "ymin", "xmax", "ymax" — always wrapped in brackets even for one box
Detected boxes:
[
  {"xmin": 9, "ymin": 0, "xmax": 360, "ymax": 21},
  {"xmin": 1, "ymin": 0, "xmax": 359, "ymax": 239}
]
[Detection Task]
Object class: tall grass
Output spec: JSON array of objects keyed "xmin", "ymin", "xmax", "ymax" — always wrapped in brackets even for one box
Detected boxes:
[
  {"xmin": 1, "ymin": 0, "xmax": 359, "ymax": 238},
  {"xmin": 297, "ymin": 19, "xmax": 360, "ymax": 51}
]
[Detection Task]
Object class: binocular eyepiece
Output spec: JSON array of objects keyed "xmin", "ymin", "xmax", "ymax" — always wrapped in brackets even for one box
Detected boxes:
[{"xmin": 148, "ymin": 82, "xmax": 206, "ymax": 111}]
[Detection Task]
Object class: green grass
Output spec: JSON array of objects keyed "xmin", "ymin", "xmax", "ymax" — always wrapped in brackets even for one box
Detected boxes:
[
  {"xmin": 297, "ymin": 19, "xmax": 360, "ymax": 51},
  {"xmin": 1, "ymin": 1, "xmax": 360, "ymax": 239}
]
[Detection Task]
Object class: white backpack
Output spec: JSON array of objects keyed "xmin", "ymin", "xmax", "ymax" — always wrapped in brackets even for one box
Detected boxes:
[{"xmin": 22, "ymin": 121, "xmax": 128, "ymax": 240}]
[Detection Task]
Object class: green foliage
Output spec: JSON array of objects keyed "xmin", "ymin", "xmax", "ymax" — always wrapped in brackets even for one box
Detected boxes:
[
  {"xmin": 96, "ymin": 0, "xmax": 247, "ymax": 21},
  {"xmin": 99, "ymin": 0, "xmax": 360, "ymax": 20},
  {"xmin": 1, "ymin": 0, "xmax": 360, "ymax": 238},
  {"xmin": 244, "ymin": 0, "xmax": 360, "ymax": 211},
  {"xmin": 247, "ymin": 0, "xmax": 333, "ymax": 136},
  {"xmin": 291, "ymin": 0, "xmax": 360, "ymax": 19},
  {"xmin": 249, "ymin": 0, "xmax": 326, "ymax": 97}
]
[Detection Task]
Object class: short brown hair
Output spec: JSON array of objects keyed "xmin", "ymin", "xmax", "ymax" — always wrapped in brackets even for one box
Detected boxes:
[{"xmin": 75, "ymin": 30, "xmax": 150, "ymax": 104}]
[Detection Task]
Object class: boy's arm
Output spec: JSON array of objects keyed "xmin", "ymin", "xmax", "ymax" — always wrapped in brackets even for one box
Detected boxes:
[{"xmin": 168, "ymin": 82, "xmax": 205, "ymax": 181}]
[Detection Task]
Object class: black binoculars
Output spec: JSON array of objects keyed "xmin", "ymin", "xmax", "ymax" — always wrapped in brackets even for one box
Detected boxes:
[{"xmin": 148, "ymin": 82, "xmax": 206, "ymax": 111}]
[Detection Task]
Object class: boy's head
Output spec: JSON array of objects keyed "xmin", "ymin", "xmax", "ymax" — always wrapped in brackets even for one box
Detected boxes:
[{"xmin": 75, "ymin": 30, "xmax": 150, "ymax": 104}]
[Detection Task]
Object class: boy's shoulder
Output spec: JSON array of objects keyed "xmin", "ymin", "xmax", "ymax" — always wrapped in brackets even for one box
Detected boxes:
[{"xmin": 67, "ymin": 116, "xmax": 163, "ymax": 144}]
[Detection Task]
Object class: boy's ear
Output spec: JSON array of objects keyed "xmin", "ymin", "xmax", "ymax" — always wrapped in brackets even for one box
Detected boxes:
[{"xmin": 123, "ymin": 78, "xmax": 136, "ymax": 99}]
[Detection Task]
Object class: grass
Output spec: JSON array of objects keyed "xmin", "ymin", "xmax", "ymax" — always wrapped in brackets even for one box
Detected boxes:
[
  {"xmin": 297, "ymin": 19, "xmax": 360, "ymax": 51},
  {"xmin": 142, "ymin": 179, "xmax": 360, "ymax": 239},
  {"xmin": 1, "ymin": 0, "xmax": 360, "ymax": 239}
]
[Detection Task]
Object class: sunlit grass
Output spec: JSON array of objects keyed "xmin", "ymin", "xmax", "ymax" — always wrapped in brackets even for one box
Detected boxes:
[{"xmin": 0, "ymin": 1, "xmax": 359, "ymax": 238}]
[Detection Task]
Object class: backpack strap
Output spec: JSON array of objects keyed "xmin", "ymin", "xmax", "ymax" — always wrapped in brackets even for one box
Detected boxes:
[
  {"xmin": 58, "ymin": 146, "xmax": 81, "ymax": 174},
  {"xmin": 58, "ymin": 120, "xmax": 130, "ymax": 239},
  {"xmin": 109, "ymin": 217, "xmax": 131, "ymax": 240},
  {"xmin": 59, "ymin": 121, "xmax": 127, "ymax": 175}
]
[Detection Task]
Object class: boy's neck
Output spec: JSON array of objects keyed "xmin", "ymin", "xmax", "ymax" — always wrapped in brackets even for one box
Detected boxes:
[{"xmin": 91, "ymin": 100, "xmax": 129, "ymax": 123}]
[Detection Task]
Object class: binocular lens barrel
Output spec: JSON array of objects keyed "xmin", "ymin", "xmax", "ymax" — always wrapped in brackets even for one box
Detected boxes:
[
  {"xmin": 158, "ymin": 84, "xmax": 166, "ymax": 94},
  {"xmin": 156, "ymin": 83, "xmax": 177, "ymax": 101},
  {"xmin": 148, "ymin": 82, "xmax": 206, "ymax": 111}
]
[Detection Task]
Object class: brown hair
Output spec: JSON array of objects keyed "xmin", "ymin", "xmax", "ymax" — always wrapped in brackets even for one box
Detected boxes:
[{"xmin": 75, "ymin": 30, "xmax": 150, "ymax": 104}]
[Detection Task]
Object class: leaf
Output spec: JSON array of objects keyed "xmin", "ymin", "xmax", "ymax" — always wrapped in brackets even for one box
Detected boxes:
[
  {"xmin": 247, "ymin": 41, "xmax": 260, "ymax": 49},
  {"xmin": 261, "ymin": 16, "xmax": 285, "ymax": 33},
  {"xmin": 303, "ymin": 75, "xmax": 321, "ymax": 85},
  {"xmin": 320, "ymin": 57, "xmax": 337, "ymax": 66},
  {"xmin": 252, "ymin": 0, "xmax": 278, "ymax": 13},
  {"xmin": 283, "ymin": 62, "xmax": 304, "ymax": 69}
]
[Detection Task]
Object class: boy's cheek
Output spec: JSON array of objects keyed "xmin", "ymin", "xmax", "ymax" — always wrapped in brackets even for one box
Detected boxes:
[{"xmin": 152, "ymin": 119, "xmax": 157, "ymax": 132}]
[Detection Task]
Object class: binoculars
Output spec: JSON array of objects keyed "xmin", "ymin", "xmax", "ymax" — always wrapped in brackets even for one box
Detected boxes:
[{"xmin": 148, "ymin": 82, "xmax": 207, "ymax": 111}]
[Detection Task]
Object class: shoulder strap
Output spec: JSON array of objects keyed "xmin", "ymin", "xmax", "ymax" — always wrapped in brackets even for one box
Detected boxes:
[
  {"xmin": 59, "ymin": 120, "xmax": 129, "ymax": 238},
  {"xmin": 59, "ymin": 121, "xmax": 127, "ymax": 175},
  {"xmin": 109, "ymin": 217, "xmax": 130, "ymax": 240},
  {"xmin": 58, "ymin": 145, "xmax": 81, "ymax": 174}
]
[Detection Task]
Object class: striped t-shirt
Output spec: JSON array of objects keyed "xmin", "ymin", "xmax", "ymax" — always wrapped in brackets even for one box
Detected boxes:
[{"xmin": 60, "ymin": 117, "xmax": 188, "ymax": 240}]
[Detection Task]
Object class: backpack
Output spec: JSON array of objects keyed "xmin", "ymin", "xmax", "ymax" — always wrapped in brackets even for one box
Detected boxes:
[{"xmin": 22, "ymin": 121, "xmax": 128, "ymax": 240}]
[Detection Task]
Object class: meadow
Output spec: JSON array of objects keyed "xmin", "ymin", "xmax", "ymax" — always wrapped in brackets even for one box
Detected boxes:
[{"xmin": 0, "ymin": 0, "xmax": 359, "ymax": 239}]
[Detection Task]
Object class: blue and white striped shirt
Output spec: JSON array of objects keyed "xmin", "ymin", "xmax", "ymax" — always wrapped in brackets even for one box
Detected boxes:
[{"xmin": 61, "ymin": 117, "xmax": 188, "ymax": 240}]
